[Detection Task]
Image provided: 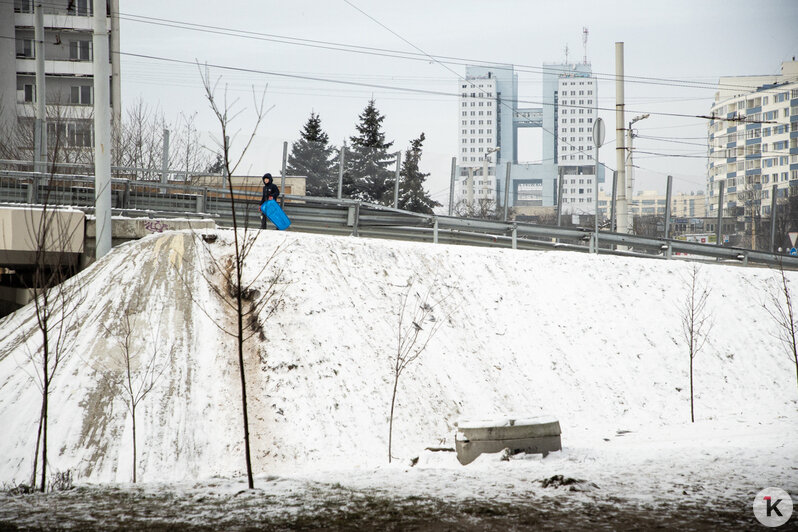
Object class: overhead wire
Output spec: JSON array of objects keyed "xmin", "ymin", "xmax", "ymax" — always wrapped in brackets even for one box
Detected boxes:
[
  {"xmin": 111, "ymin": 7, "xmax": 798, "ymax": 94},
  {"xmin": 8, "ymin": 0, "xmax": 795, "ymax": 175},
  {"xmin": 5, "ymin": 0, "xmax": 797, "ymax": 94}
]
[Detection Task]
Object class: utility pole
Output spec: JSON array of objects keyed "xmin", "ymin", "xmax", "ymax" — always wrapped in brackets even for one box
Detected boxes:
[
  {"xmin": 715, "ymin": 181, "xmax": 724, "ymax": 246},
  {"xmin": 467, "ymin": 168, "xmax": 474, "ymax": 210},
  {"xmin": 34, "ymin": 3, "xmax": 47, "ymax": 175},
  {"xmin": 160, "ymin": 128, "xmax": 170, "ymax": 189},
  {"xmin": 626, "ymin": 113, "xmax": 649, "ymax": 204},
  {"xmin": 610, "ymin": 170, "xmax": 617, "ymax": 232},
  {"xmin": 482, "ymin": 147, "xmax": 499, "ymax": 201},
  {"xmin": 770, "ymin": 184, "xmax": 778, "ymax": 252},
  {"xmin": 503, "ymin": 162, "xmax": 511, "ymax": 221},
  {"xmin": 280, "ymin": 141, "xmax": 287, "ymax": 207},
  {"xmin": 592, "ymin": 118, "xmax": 605, "ymax": 254},
  {"xmin": 615, "ymin": 42, "xmax": 628, "ymax": 234},
  {"xmin": 392, "ymin": 151, "xmax": 401, "ymax": 209},
  {"xmin": 337, "ymin": 144, "xmax": 346, "ymax": 199},
  {"xmin": 109, "ymin": 0, "xmax": 121, "ymax": 130},
  {"xmin": 448, "ymin": 157, "xmax": 456, "ymax": 216},
  {"xmin": 664, "ymin": 175, "xmax": 673, "ymax": 239},
  {"xmin": 556, "ymin": 168, "xmax": 564, "ymax": 226},
  {"xmin": 93, "ymin": 0, "xmax": 113, "ymax": 258}
]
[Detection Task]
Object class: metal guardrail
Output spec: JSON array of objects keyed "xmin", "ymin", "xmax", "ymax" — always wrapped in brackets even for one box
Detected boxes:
[{"xmin": 2, "ymin": 170, "xmax": 798, "ymax": 270}]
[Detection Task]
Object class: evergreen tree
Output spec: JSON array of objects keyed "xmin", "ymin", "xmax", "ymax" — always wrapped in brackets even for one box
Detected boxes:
[
  {"xmin": 286, "ymin": 112, "xmax": 336, "ymax": 196},
  {"xmin": 398, "ymin": 133, "xmax": 441, "ymax": 214},
  {"xmin": 205, "ymin": 152, "xmax": 224, "ymax": 174},
  {"xmin": 346, "ymin": 99, "xmax": 395, "ymax": 203}
]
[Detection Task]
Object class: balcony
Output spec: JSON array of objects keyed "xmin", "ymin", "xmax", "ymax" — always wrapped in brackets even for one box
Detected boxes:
[
  {"xmin": 14, "ymin": 13, "xmax": 104, "ymax": 31},
  {"xmin": 16, "ymin": 58, "xmax": 95, "ymax": 77},
  {"xmin": 16, "ymin": 103, "xmax": 95, "ymax": 120}
]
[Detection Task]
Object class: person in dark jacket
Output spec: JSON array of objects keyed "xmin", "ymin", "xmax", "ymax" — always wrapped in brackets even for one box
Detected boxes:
[{"xmin": 260, "ymin": 173, "xmax": 280, "ymax": 229}]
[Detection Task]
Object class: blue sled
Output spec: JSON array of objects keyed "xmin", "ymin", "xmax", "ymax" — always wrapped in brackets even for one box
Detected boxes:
[{"xmin": 260, "ymin": 199, "xmax": 291, "ymax": 230}]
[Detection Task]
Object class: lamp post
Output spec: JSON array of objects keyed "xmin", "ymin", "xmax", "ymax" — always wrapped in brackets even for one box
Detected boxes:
[
  {"xmin": 626, "ymin": 113, "xmax": 649, "ymax": 203},
  {"xmin": 592, "ymin": 118, "xmax": 605, "ymax": 253}
]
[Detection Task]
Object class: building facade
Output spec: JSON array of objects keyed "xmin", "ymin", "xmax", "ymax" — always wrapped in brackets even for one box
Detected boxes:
[
  {"xmin": 555, "ymin": 70, "xmax": 599, "ymax": 214},
  {"xmin": 598, "ymin": 190, "xmax": 707, "ymax": 218},
  {"xmin": 0, "ymin": 0, "xmax": 120, "ymax": 160},
  {"xmin": 707, "ymin": 60, "xmax": 798, "ymax": 220},
  {"xmin": 456, "ymin": 66, "xmax": 504, "ymax": 205},
  {"xmin": 455, "ymin": 61, "xmax": 601, "ymax": 215}
]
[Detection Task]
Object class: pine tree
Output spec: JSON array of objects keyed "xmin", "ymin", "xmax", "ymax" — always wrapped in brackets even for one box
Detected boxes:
[
  {"xmin": 346, "ymin": 99, "xmax": 395, "ymax": 203},
  {"xmin": 398, "ymin": 133, "xmax": 441, "ymax": 214},
  {"xmin": 286, "ymin": 112, "xmax": 336, "ymax": 196}
]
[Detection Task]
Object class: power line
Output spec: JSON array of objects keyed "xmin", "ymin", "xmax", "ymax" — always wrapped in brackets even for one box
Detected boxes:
[
  {"xmin": 98, "ymin": 5, "xmax": 798, "ymax": 94},
  {"xmin": 6, "ymin": 0, "xmax": 797, "ymax": 94},
  {"xmin": 120, "ymin": 50, "xmax": 786, "ymax": 127}
]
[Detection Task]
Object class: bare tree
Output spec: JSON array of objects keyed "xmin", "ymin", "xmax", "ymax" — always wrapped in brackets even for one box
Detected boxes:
[
  {"xmin": 196, "ymin": 64, "xmax": 280, "ymax": 489},
  {"xmin": 113, "ymin": 99, "xmax": 211, "ymax": 181},
  {"xmin": 0, "ymin": 99, "xmax": 94, "ymax": 171},
  {"xmin": 738, "ymin": 180, "xmax": 767, "ymax": 251},
  {"xmin": 21, "ymin": 134, "xmax": 86, "ymax": 491},
  {"xmin": 99, "ymin": 300, "xmax": 169, "ymax": 483},
  {"xmin": 454, "ymin": 198, "xmax": 514, "ymax": 221},
  {"xmin": 679, "ymin": 264, "xmax": 713, "ymax": 423},
  {"xmin": 764, "ymin": 258, "xmax": 798, "ymax": 391},
  {"xmin": 388, "ymin": 281, "xmax": 450, "ymax": 463}
]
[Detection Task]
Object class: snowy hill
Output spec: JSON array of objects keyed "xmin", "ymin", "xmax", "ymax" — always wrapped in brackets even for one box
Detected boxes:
[{"xmin": 0, "ymin": 229, "xmax": 795, "ymax": 484}]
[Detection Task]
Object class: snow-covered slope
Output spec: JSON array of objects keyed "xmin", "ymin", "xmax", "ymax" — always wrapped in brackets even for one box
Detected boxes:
[{"xmin": 0, "ymin": 230, "xmax": 795, "ymax": 483}]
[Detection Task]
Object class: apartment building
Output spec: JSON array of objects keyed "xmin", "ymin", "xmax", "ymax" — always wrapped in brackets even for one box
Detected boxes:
[
  {"xmin": 454, "ymin": 60, "xmax": 601, "ymax": 214},
  {"xmin": 556, "ymin": 72, "xmax": 599, "ymax": 214},
  {"xmin": 0, "ymin": 0, "xmax": 120, "ymax": 159},
  {"xmin": 707, "ymin": 60, "xmax": 798, "ymax": 220},
  {"xmin": 598, "ymin": 190, "xmax": 707, "ymax": 218}
]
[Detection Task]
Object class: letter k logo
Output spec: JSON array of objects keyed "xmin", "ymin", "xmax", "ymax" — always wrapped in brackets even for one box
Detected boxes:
[{"xmin": 765, "ymin": 496, "xmax": 783, "ymax": 517}]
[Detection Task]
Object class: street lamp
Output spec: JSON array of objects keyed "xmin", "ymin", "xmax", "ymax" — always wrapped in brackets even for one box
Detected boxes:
[{"xmin": 626, "ymin": 113, "xmax": 649, "ymax": 200}]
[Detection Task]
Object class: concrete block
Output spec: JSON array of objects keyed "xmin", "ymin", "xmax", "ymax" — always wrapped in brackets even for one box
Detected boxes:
[{"xmin": 455, "ymin": 416, "xmax": 562, "ymax": 465}]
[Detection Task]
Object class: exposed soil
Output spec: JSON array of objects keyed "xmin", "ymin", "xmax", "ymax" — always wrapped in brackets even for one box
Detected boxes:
[{"xmin": 0, "ymin": 482, "xmax": 761, "ymax": 531}]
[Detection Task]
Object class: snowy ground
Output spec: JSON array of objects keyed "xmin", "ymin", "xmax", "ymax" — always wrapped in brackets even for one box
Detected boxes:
[
  {"xmin": 1, "ymin": 418, "xmax": 794, "ymax": 529},
  {"xmin": 1, "ymin": 229, "xmax": 796, "ymax": 529}
]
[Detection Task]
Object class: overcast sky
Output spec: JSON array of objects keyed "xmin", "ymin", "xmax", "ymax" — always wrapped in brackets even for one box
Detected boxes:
[{"xmin": 119, "ymin": 0, "xmax": 798, "ymax": 203}]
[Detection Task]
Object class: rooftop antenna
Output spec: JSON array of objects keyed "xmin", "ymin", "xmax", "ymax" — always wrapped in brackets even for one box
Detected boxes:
[
  {"xmin": 564, "ymin": 44, "xmax": 569, "ymax": 64},
  {"xmin": 582, "ymin": 27, "xmax": 589, "ymax": 64}
]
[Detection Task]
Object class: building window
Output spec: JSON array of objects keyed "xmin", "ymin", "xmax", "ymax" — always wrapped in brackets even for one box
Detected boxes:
[
  {"xmin": 70, "ymin": 40, "xmax": 92, "ymax": 61},
  {"xmin": 14, "ymin": 0, "xmax": 33, "ymax": 13},
  {"xmin": 70, "ymin": 85, "xmax": 93, "ymax": 105},
  {"xmin": 16, "ymin": 38, "xmax": 34, "ymax": 58},
  {"xmin": 23, "ymin": 84, "xmax": 35, "ymax": 103},
  {"xmin": 68, "ymin": 0, "xmax": 92, "ymax": 15},
  {"xmin": 67, "ymin": 123, "xmax": 92, "ymax": 147}
]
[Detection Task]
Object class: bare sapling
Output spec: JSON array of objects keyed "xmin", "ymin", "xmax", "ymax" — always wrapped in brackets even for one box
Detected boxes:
[
  {"xmin": 679, "ymin": 264, "xmax": 713, "ymax": 423},
  {"xmin": 388, "ymin": 280, "xmax": 451, "ymax": 463},
  {"xmin": 764, "ymin": 258, "xmax": 798, "ymax": 391},
  {"xmin": 100, "ymin": 299, "xmax": 169, "ymax": 483},
  {"xmin": 197, "ymin": 64, "xmax": 281, "ymax": 489},
  {"xmin": 22, "ymin": 131, "xmax": 86, "ymax": 492}
]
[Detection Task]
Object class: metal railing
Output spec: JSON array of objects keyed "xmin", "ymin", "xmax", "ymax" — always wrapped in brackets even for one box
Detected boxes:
[{"xmin": 2, "ymin": 170, "xmax": 797, "ymax": 270}]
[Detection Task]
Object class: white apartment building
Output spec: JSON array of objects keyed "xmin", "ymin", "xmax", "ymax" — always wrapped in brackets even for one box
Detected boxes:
[
  {"xmin": 557, "ymin": 74, "xmax": 598, "ymax": 215},
  {"xmin": 707, "ymin": 60, "xmax": 798, "ymax": 220},
  {"xmin": 457, "ymin": 71, "xmax": 500, "ymax": 204},
  {"xmin": 454, "ymin": 61, "xmax": 601, "ymax": 215},
  {"xmin": 0, "ymin": 0, "xmax": 120, "ymax": 159}
]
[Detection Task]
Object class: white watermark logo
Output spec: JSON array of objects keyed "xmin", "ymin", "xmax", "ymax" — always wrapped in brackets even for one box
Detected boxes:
[{"xmin": 753, "ymin": 487, "xmax": 793, "ymax": 528}]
